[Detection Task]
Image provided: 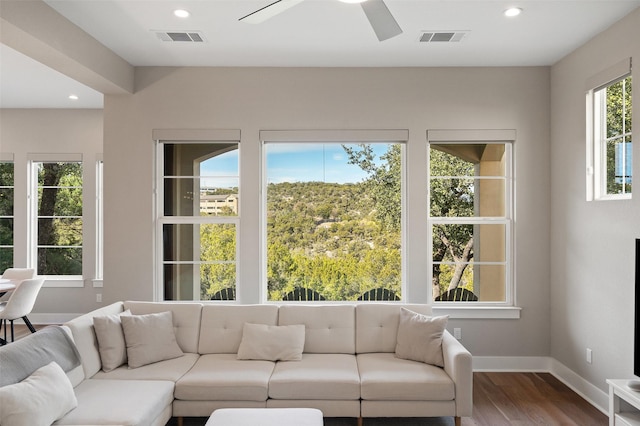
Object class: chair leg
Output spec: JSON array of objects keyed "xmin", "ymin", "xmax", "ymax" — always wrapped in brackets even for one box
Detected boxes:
[
  {"xmin": 10, "ymin": 319, "xmax": 14, "ymax": 342},
  {"xmin": 455, "ymin": 416, "xmax": 462, "ymax": 426},
  {"xmin": 22, "ymin": 315, "xmax": 36, "ymax": 333}
]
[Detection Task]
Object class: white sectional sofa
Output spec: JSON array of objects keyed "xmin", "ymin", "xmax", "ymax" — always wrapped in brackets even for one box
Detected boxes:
[{"xmin": 0, "ymin": 301, "xmax": 473, "ymax": 426}]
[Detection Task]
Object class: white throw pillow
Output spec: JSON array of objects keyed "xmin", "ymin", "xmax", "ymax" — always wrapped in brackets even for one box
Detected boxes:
[
  {"xmin": 121, "ymin": 311, "xmax": 184, "ymax": 368},
  {"xmin": 395, "ymin": 307, "xmax": 448, "ymax": 367},
  {"xmin": 93, "ymin": 309, "xmax": 131, "ymax": 372},
  {"xmin": 0, "ymin": 361, "xmax": 78, "ymax": 426},
  {"xmin": 237, "ymin": 323, "xmax": 305, "ymax": 361}
]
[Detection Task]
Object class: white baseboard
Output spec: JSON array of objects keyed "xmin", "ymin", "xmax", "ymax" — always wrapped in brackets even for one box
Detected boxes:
[{"xmin": 473, "ymin": 356, "xmax": 608, "ymax": 415}]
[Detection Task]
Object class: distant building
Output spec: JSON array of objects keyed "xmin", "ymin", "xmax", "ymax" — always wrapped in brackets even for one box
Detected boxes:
[{"xmin": 200, "ymin": 193, "xmax": 238, "ymax": 215}]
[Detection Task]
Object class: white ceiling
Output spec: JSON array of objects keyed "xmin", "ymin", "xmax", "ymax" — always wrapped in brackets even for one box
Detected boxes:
[{"xmin": 1, "ymin": 0, "xmax": 639, "ymax": 108}]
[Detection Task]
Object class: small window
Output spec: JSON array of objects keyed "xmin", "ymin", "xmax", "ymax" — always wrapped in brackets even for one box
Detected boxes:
[
  {"xmin": 0, "ymin": 161, "xmax": 14, "ymax": 271},
  {"xmin": 429, "ymin": 141, "xmax": 513, "ymax": 303},
  {"xmin": 31, "ymin": 161, "xmax": 83, "ymax": 276},
  {"xmin": 157, "ymin": 142, "xmax": 239, "ymax": 301},
  {"xmin": 589, "ymin": 73, "xmax": 633, "ymax": 199}
]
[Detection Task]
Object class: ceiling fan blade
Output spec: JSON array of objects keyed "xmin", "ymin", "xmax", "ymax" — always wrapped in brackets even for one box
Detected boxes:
[
  {"xmin": 239, "ymin": 0, "xmax": 305, "ymax": 24},
  {"xmin": 360, "ymin": 0, "xmax": 403, "ymax": 42}
]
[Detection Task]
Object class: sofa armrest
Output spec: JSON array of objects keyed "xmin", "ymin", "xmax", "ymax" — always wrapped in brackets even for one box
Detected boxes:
[{"xmin": 442, "ymin": 331, "xmax": 473, "ymax": 417}]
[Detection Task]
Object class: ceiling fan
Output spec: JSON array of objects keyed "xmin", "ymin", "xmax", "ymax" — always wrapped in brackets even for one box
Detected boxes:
[{"xmin": 239, "ymin": 0, "xmax": 403, "ymax": 42}]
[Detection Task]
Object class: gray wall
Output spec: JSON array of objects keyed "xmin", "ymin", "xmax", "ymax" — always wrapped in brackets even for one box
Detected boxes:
[
  {"xmin": 550, "ymin": 7, "xmax": 640, "ymax": 390},
  {"xmin": 103, "ymin": 66, "xmax": 551, "ymax": 357}
]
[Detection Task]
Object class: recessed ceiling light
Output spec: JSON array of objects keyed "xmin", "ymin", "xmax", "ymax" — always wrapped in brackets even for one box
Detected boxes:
[
  {"xmin": 504, "ymin": 7, "xmax": 522, "ymax": 17},
  {"xmin": 68, "ymin": 94, "xmax": 79, "ymax": 100},
  {"xmin": 174, "ymin": 9, "xmax": 190, "ymax": 18}
]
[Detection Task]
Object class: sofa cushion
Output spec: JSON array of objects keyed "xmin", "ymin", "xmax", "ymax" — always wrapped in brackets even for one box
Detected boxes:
[
  {"xmin": 199, "ymin": 305, "xmax": 279, "ymax": 354},
  {"xmin": 237, "ymin": 323, "xmax": 305, "ymax": 361},
  {"xmin": 124, "ymin": 301, "xmax": 202, "ymax": 353},
  {"xmin": 121, "ymin": 311, "xmax": 184, "ymax": 368},
  {"xmin": 175, "ymin": 354, "xmax": 275, "ymax": 401},
  {"xmin": 356, "ymin": 304, "xmax": 433, "ymax": 353},
  {"xmin": 92, "ymin": 353, "xmax": 199, "ymax": 381},
  {"xmin": 0, "ymin": 362, "xmax": 77, "ymax": 426},
  {"xmin": 278, "ymin": 305, "xmax": 355, "ymax": 354},
  {"xmin": 93, "ymin": 310, "xmax": 131, "ymax": 372},
  {"xmin": 395, "ymin": 308, "xmax": 448, "ymax": 367},
  {"xmin": 357, "ymin": 353, "xmax": 454, "ymax": 401},
  {"xmin": 268, "ymin": 353, "xmax": 360, "ymax": 400},
  {"xmin": 54, "ymin": 379, "xmax": 174, "ymax": 426}
]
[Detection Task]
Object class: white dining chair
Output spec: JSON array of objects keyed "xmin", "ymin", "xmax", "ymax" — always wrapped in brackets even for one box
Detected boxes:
[
  {"xmin": 0, "ymin": 277, "xmax": 44, "ymax": 344},
  {"xmin": 0, "ymin": 268, "xmax": 36, "ymax": 302}
]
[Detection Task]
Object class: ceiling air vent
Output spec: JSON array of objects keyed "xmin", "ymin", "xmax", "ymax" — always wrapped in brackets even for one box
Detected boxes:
[
  {"xmin": 419, "ymin": 31, "xmax": 468, "ymax": 43},
  {"xmin": 154, "ymin": 31, "xmax": 206, "ymax": 42}
]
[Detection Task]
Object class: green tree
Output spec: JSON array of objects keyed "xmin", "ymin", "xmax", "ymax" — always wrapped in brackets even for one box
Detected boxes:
[{"xmin": 0, "ymin": 163, "xmax": 14, "ymax": 272}]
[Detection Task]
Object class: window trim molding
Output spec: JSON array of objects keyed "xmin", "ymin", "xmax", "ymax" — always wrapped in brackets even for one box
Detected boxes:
[
  {"xmin": 154, "ymin": 130, "xmax": 241, "ymax": 302},
  {"xmin": 260, "ymin": 129, "xmax": 409, "ymax": 303},
  {"xmin": 427, "ymin": 129, "xmax": 516, "ymax": 308}
]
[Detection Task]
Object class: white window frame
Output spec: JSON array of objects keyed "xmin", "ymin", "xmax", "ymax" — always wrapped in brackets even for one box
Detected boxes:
[
  {"xmin": 0, "ymin": 154, "xmax": 15, "ymax": 271},
  {"xmin": 260, "ymin": 129, "xmax": 408, "ymax": 303},
  {"xmin": 154, "ymin": 129, "xmax": 241, "ymax": 302},
  {"xmin": 93, "ymin": 157, "xmax": 104, "ymax": 287},
  {"xmin": 27, "ymin": 154, "xmax": 84, "ymax": 287},
  {"xmin": 427, "ymin": 130, "xmax": 517, "ymax": 315},
  {"xmin": 586, "ymin": 58, "xmax": 633, "ymax": 201}
]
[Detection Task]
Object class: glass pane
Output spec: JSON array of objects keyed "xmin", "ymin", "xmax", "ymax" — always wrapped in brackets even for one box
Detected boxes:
[
  {"xmin": 625, "ymin": 76, "xmax": 632, "ymax": 133},
  {"xmin": 432, "ymin": 224, "xmax": 506, "ymax": 262},
  {"xmin": 0, "ymin": 163, "xmax": 14, "ymax": 186},
  {"xmin": 266, "ymin": 142, "xmax": 402, "ymax": 302},
  {"xmin": 0, "ymin": 188, "xmax": 13, "ymax": 216},
  {"xmin": 430, "ymin": 144, "xmax": 505, "ymax": 177},
  {"xmin": 163, "ymin": 224, "xmax": 236, "ymax": 262},
  {"xmin": 38, "ymin": 247, "xmax": 82, "ymax": 275},
  {"xmin": 38, "ymin": 218, "xmax": 82, "ymax": 246},
  {"xmin": 164, "ymin": 143, "xmax": 238, "ymax": 177},
  {"xmin": 164, "ymin": 178, "xmax": 239, "ymax": 216},
  {"xmin": 0, "ymin": 219, "xmax": 14, "ymax": 244},
  {"xmin": 607, "ymin": 136, "xmax": 632, "ymax": 194},
  {"xmin": 163, "ymin": 263, "xmax": 236, "ymax": 301},
  {"xmin": 0, "ymin": 247, "xmax": 13, "ymax": 273},
  {"xmin": 433, "ymin": 263, "xmax": 506, "ymax": 302}
]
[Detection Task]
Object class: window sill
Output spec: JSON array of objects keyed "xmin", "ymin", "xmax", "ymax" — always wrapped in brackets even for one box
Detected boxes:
[
  {"xmin": 432, "ymin": 306, "xmax": 521, "ymax": 319},
  {"xmin": 42, "ymin": 277, "xmax": 85, "ymax": 288}
]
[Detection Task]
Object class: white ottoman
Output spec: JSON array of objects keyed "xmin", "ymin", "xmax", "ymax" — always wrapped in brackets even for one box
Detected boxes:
[{"xmin": 205, "ymin": 408, "xmax": 323, "ymax": 426}]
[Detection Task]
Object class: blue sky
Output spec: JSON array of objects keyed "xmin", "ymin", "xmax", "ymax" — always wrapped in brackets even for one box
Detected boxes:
[{"xmin": 200, "ymin": 143, "xmax": 391, "ymax": 188}]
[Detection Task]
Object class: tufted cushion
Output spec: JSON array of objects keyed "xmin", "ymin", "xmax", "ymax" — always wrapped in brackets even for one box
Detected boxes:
[
  {"xmin": 355, "ymin": 304, "xmax": 432, "ymax": 353},
  {"xmin": 278, "ymin": 305, "xmax": 355, "ymax": 354},
  {"xmin": 199, "ymin": 305, "xmax": 279, "ymax": 354}
]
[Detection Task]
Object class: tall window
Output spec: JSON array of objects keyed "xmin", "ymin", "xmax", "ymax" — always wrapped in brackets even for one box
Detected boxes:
[
  {"xmin": 591, "ymin": 75, "xmax": 633, "ymax": 199},
  {"xmin": 158, "ymin": 142, "xmax": 239, "ymax": 301},
  {"xmin": 96, "ymin": 159, "xmax": 104, "ymax": 280},
  {"xmin": 429, "ymin": 141, "xmax": 513, "ymax": 303},
  {"xmin": 265, "ymin": 142, "xmax": 403, "ymax": 302},
  {"xmin": 0, "ymin": 161, "xmax": 14, "ymax": 272},
  {"xmin": 31, "ymin": 161, "xmax": 83, "ymax": 276}
]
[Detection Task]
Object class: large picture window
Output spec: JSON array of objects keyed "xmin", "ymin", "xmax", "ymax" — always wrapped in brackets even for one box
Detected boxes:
[
  {"xmin": 30, "ymin": 161, "xmax": 83, "ymax": 276},
  {"xmin": 0, "ymin": 160, "xmax": 14, "ymax": 272},
  {"xmin": 157, "ymin": 141, "xmax": 239, "ymax": 301},
  {"xmin": 429, "ymin": 140, "xmax": 513, "ymax": 303},
  {"xmin": 264, "ymin": 140, "xmax": 403, "ymax": 302}
]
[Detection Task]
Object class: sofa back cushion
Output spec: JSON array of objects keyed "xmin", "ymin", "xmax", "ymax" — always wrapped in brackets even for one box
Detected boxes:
[
  {"xmin": 355, "ymin": 304, "xmax": 432, "ymax": 353},
  {"xmin": 278, "ymin": 305, "xmax": 355, "ymax": 354},
  {"xmin": 199, "ymin": 304, "xmax": 279, "ymax": 354},
  {"xmin": 123, "ymin": 301, "xmax": 202, "ymax": 354},
  {"xmin": 65, "ymin": 302, "xmax": 125, "ymax": 379}
]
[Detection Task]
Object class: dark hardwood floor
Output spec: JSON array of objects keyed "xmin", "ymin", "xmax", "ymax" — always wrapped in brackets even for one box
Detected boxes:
[{"xmin": 7, "ymin": 326, "xmax": 608, "ymax": 425}]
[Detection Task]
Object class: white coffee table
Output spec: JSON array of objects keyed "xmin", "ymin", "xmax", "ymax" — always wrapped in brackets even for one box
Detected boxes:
[{"xmin": 205, "ymin": 408, "xmax": 323, "ymax": 426}]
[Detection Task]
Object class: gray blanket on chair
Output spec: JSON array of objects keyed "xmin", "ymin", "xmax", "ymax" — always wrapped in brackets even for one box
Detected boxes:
[{"xmin": 0, "ymin": 325, "xmax": 82, "ymax": 387}]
